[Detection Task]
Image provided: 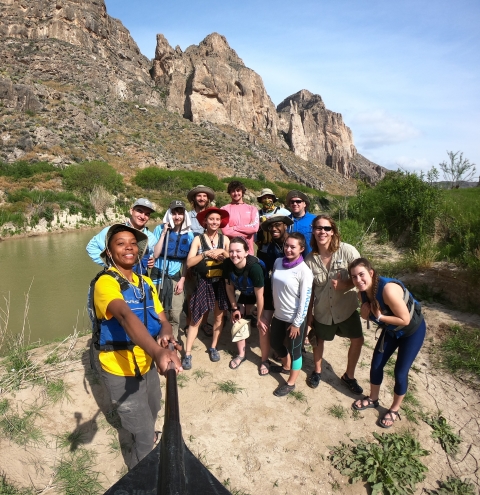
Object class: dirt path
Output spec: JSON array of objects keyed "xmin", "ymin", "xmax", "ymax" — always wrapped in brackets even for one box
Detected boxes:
[{"xmin": 1, "ymin": 303, "xmax": 479, "ymax": 494}]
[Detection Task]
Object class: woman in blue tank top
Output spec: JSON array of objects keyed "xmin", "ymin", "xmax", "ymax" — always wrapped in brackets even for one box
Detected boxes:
[{"xmin": 348, "ymin": 257, "xmax": 426, "ymax": 428}]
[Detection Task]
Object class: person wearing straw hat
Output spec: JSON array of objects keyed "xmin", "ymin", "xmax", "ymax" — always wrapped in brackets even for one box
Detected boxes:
[
  {"xmin": 256, "ymin": 188, "xmax": 290, "ymax": 264},
  {"xmin": 91, "ymin": 223, "xmax": 181, "ymax": 469},
  {"xmin": 187, "ymin": 185, "xmax": 216, "ymax": 236},
  {"xmin": 182, "ymin": 207, "xmax": 231, "ymax": 369},
  {"xmin": 151, "ymin": 200, "xmax": 194, "ymax": 340},
  {"xmin": 221, "ymin": 180, "xmax": 259, "ymax": 255},
  {"xmin": 86, "ymin": 198, "xmax": 157, "ymax": 276},
  {"xmin": 286, "ymin": 190, "xmax": 317, "ymax": 256}
]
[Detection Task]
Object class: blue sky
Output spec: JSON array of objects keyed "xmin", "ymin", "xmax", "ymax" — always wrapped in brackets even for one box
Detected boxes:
[{"xmin": 105, "ymin": 0, "xmax": 480, "ymax": 176}]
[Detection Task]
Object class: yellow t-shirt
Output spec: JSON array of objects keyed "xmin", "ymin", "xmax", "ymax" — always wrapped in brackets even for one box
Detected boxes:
[{"xmin": 94, "ymin": 268, "xmax": 163, "ymax": 377}]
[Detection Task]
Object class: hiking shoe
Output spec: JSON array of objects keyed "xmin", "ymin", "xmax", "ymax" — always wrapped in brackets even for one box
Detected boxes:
[
  {"xmin": 208, "ymin": 348, "xmax": 220, "ymax": 362},
  {"xmin": 307, "ymin": 371, "xmax": 322, "ymax": 389},
  {"xmin": 341, "ymin": 373, "xmax": 363, "ymax": 395},
  {"xmin": 182, "ymin": 354, "xmax": 192, "ymax": 370},
  {"xmin": 273, "ymin": 383, "xmax": 295, "ymax": 397}
]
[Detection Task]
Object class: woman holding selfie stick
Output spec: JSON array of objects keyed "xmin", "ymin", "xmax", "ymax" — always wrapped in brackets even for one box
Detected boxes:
[{"xmin": 349, "ymin": 257, "xmax": 426, "ymax": 428}]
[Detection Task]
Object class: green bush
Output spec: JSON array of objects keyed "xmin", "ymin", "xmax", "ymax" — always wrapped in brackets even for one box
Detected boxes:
[
  {"xmin": 0, "ymin": 160, "xmax": 57, "ymax": 180},
  {"xmin": 62, "ymin": 161, "xmax": 124, "ymax": 194},
  {"xmin": 0, "ymin": 209, "xmax": 26, "ymax": 227},
  {"xmin": 134, "ymin": 169, "xmax": 225, "ymax": 193},
  {"xmin": 337, "ymin": 219, "xmax": 366, "ymax": 251},
  {"xmin": 350, "ymin": 170, "xmax": 443, "ymax": 247}
]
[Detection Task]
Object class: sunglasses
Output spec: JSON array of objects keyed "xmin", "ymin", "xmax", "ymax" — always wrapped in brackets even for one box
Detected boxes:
[
  {"xmin": 290, "ymin": 199, "xmax": 304, "ymax": 204},
  {"xmin": 314, "ymin": 226, "xmax": 333, "ymax": 232}
]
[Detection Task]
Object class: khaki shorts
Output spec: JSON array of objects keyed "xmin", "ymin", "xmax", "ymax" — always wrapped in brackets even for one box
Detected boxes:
[{"xmin": 312, "ymin": 311, "xmax": 363, "ymax": 341}]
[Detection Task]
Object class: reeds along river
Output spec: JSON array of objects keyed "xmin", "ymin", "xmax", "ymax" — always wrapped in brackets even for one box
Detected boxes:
[{"xmin": 0, "ymin": 229, "xmax": 105, "ymax": 349}]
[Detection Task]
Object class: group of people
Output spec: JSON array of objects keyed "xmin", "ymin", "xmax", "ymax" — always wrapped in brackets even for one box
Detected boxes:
[{"xmin": 86, "ymin": 181, "xmax": 426, "ymax": 469}]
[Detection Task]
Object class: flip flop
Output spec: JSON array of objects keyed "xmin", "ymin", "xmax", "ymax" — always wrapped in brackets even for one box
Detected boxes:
[{"xmin": 229, "ymin": 355, "xmax": 246, "ymax": 370}]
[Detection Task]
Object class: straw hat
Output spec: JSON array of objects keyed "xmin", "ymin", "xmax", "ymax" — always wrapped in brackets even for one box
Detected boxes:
[
  {"xmin": 187, "ymin": 185, "xmax": 215, "ymax": 203},
  {"xmin": 257, "ymin": 188, "xmax": 278, "ymax": 202}
]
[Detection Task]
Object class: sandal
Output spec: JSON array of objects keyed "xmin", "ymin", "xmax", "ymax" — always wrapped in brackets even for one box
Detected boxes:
[
  {"xmin": 154, "ymin": 430, "xmax": 161, "ymax": 445},
  {"xmin": 352, "ymin": 396, "xmax": 379, "ymax": 411},
  {"xmin": 269, "ymin": 365, "xmax": 291, "ymax": 375},
  {"xmin": 341, "ymin": 373, "xmax": 363, "ymax": 395},
  {"xmin": 208, "ymin": 347, "xmax": 220, "ymax": 362},
  {"xmin": 201, "ymin": 323, "xmax": 213, "ymax": 337},
  {"xmin": 379, "ymin": 409, "xmax": 401, "ymax": 429},
  {"xmin": 258, "ymin": 360, "xmax": 271, "ymax": 376},
  {"xmin": 229, "ymin": 355, "xmax": 246, "ymax": 370}
]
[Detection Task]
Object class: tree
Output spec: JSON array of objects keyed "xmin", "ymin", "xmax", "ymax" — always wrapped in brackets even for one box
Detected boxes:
[{"xmin": 439, "ymin": 151, "xmax": 476, "ymax": 188}]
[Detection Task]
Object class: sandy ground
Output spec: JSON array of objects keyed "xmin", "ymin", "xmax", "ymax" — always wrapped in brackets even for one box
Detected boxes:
[{"xmin": 1, "ymin": 303, "xmax": 479, "ymax": 495}]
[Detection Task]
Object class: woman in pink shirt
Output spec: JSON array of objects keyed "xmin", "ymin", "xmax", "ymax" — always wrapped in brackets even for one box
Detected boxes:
[{"xmin": 221, "ymin": 181, "xmax": 259, "ymax": 255}]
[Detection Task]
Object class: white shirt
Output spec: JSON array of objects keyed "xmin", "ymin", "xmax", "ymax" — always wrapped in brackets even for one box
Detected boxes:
[{"xmin": 271, "ymin": 258, "xmax": 313, "ymax": 327}]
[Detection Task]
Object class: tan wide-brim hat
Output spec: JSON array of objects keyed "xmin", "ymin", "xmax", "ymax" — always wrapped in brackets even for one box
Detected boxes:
[
  {"xmin": 231, "ymin": 318, "xmax": 251, "ymax": 342},
  {"xmin": 286, "ymin": 190, "xmax": 310, "ymax": 209},
  {"xmin": 187, "ymin": 185, "xmax": 215, "ymax": 203},
  {"xmin": 257, "ymin": 188, "xmax": 278, "ymax": 202},
  {"xmin": 261, "ymin": 214, "xmax": 294, "ymax": 231},
  {"xmin": 100, "ymin": 224, "xmax": 148, "ymax": 263},
  {"xmin": 196, "ymin": 207, "xmax": 229, "ymax": 229}
]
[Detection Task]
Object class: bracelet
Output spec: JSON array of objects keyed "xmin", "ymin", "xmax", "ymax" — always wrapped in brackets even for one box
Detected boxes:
[
  {"xmin": 377, "ymin": 314, "xmax": 382, "ymax": 322},
  {"xmin": 202, "ymin": 252, "xmax": 206, "ymax": 259}
]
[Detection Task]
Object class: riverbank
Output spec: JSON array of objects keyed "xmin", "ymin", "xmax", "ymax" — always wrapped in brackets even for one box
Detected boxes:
[
  {"xmin": 0, "ymin": 208, "xmax": 119, "ymax": 242},
  {"xmin": 1, "ymin": 303, "xmax": 479, "ymax": 495}
]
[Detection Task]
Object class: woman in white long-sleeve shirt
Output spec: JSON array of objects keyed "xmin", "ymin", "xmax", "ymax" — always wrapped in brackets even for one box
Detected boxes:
[{"xmin": 270, "ymin": 232, "xmax": 313, "ymax": 397}]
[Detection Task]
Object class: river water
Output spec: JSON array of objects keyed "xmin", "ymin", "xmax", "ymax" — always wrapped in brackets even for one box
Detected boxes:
[{"xmin": 0, "ymin": 229, "xmax": 106, "ymax": 348}]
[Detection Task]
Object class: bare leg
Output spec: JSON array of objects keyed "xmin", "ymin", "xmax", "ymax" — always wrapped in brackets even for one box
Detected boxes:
[
  {"xmin": 260, "ymin": 309, "xmax": 273, "ymax": 362},
  {"xmin": 312, "ymin": 339, "xmax": 325, "ymax": 374},
  {"xmin": 287, "ymin": 369, "xmax": 301, "ymax": 387},
  {"xmin": 210, "ymin": 302, "xmax": 225, "ymax": 349},
  {"xmin": 345, "ymin": 336, "xmax": 364, "ymax": 379},
  {"xmin": 185, "ymin": 319, "xmax": 201, "ymax": 355},
  {"xmin": 235, "ymin": 340, "xmax": 246, "ymax": 357}
]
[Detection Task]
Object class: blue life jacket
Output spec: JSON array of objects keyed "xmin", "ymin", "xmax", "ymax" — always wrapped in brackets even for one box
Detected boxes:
[
  {"xmin": 159, "ymin": 231, "xmax": 191, "ymax": 260},
  {"xmin": 226, "ymin": 255, "xmax": 267, "ymax": 296},
  {"xmin": 361, "ymin": 276, "xmax": 423, "ymax": 340},
  {"xmin": 88, "ymin": 270, "xmax": 161, "ymax": 352}
]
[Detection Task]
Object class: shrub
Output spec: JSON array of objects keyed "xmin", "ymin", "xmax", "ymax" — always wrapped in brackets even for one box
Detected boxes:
[
  {"xmin": 134, "ymin": 168, "xmax": 225, "ymax": 193},
  {"xmin": 0, "ymin": 160, "xmax": 56, "ymax": 180},
  {"xmin": 62, "ymin": 161, "xmax": 124, "ymax": 194},
  {"xmin": 350, "ymin": 170, "xmax": 443, "ymax": 247}
]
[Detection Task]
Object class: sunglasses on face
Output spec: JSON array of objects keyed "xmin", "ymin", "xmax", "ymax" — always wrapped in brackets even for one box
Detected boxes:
[
  {"xmin": 290, "ymin": 199, "xmax": 303, "ymax": 204},
  {"xmin": 314, "ymin": 226, "xmax": 333, "ymax": 232}
]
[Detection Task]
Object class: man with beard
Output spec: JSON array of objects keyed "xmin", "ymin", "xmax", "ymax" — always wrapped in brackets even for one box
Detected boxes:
[
  {"xmin": 286, "ymin": 190, "xmax": 317, "ymax": 256},
  {"xmin": 86, "ymin": 198, "xmax": 157, "ymax": 275},
  {"xmin": 187, "ymin": 185, "xmax": 215, "ymax": 236}
]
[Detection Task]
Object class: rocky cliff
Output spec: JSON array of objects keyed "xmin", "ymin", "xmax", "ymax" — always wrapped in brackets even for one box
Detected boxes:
[
  {"xmin": 0, "ymin": 0, "xmax": 384, "ymax": 194},
  {"xmin": 152, "ymin": 32, "xmax": 278, "ymax": 143}
]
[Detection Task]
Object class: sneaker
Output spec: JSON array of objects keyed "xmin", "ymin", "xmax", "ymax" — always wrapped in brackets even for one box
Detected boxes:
[
  {"xmin": 341, "ymin": 373, "xmax": 363, "ymax": 395},
  {"xmin": 307, "ymin": 371, "xmax": 322, "ymax": 389},
  {"xmin": 208, "ymin": 348, "xmax": 220, "ymax": 362},
  {"xmin": 182, "ymin": 354, "xmax": 192, "ymax": 370}
]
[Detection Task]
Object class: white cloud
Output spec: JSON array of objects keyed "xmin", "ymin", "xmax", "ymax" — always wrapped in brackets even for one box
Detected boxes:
[
  {"xmin": 387, "ymin": 156, "xmax": 434, "ymax": 173},
  {"xmin": 351, "ymin": 110, "xmax": 422, "ymax": 149}
]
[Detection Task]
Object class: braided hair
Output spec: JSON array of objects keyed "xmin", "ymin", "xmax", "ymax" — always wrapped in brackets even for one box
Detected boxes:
[{"xmin": 348, "ymin": 257, "xmax": 381, "ymax": 314}]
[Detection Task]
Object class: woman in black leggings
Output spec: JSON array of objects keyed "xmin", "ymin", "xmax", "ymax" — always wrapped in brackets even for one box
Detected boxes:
[{"xmin": 349, "ymin": 258, "xmax": 426, "ymax": 428}]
